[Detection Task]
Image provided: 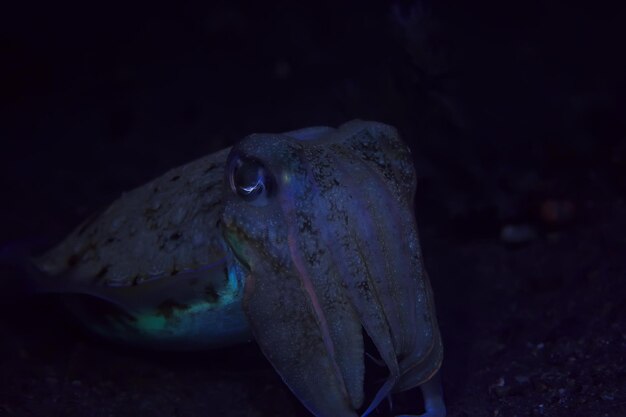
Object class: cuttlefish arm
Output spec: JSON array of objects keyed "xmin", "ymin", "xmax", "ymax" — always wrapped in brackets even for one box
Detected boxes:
[{"xmin": 221, "ymin": 120, "xmax": 444, "ymax": 416}]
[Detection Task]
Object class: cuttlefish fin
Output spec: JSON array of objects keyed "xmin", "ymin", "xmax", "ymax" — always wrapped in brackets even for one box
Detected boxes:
[{"xmin": 27, "ymin": 258, "xmax": 228, "ymax": 316}]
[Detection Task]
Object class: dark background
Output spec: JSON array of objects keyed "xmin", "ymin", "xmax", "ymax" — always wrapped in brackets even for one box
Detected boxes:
[{"xmin": 1, "ymin": 1, "xmax": 625, "ymax": 416}]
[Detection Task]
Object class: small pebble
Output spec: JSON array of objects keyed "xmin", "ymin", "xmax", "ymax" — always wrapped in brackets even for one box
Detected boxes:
[
  {"xmin": 500, "ymin": 224, "xmax": 537, "ymax": 244},
  {"xmin": 515, "ymin": 375, "xmax": 529, "ymax": 384},
  {"xmin": 540, "ymin": 199, "xmax": 575, "ymax": 225},
  {"xmin": 600, "ymin": 392, "xmax": 615, "ymax": 401}
]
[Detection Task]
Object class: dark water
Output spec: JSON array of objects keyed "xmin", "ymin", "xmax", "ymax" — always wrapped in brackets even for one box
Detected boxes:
[{"xmin": 1, "ymin": 1, "xmax": 625, "ymax": 416}]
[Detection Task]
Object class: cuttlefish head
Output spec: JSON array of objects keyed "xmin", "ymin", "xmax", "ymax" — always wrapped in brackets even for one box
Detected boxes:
[{"xmin": 220, "ymin": 121, "xmax": 442, "ymax": 417}]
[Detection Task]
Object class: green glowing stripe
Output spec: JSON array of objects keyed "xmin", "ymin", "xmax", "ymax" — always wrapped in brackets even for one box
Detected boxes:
[
  {"xmin": 109, "ymin": 263, "xmax": 244, "ymax": 338},
  {"xmin": 136, "ymin": 314, "xmax": 167, "ymax": 332}
]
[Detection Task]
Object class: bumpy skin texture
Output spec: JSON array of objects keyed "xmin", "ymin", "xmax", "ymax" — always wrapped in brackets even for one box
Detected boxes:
[
  {"xmin": 222, "ymin": 121, "xmax": 443, "ymax": 417},
  {"xmin": 35, "ymin": 120, "xmax": 444, "ymax": 416},
  {"xmin": 37, "ymin": 147, "xmax": 231, "ymax": 286}
]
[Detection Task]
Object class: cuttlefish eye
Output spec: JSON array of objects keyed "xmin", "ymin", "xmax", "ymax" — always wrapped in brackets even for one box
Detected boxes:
[{"xmin": 228, "ymin": 155, "xmax": 274, "ymax": 205}]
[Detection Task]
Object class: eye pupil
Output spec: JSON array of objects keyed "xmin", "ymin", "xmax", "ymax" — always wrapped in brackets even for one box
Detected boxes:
[{"xmin": 229, "ymin": 156, "xmax": 272, "ymax": 203}]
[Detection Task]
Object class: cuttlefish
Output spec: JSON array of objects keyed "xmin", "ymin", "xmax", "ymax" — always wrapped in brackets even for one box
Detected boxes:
[{"xmin": 34, "ymin": 120, "xmax": 445, "ymax": 417}]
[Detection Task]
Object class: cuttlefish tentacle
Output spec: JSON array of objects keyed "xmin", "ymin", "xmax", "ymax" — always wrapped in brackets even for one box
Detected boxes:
[
  {"xmin": 396, "ymin": 274, "xmax": 443, "ymax": 392},
  {"xmin": 311, "ymin": 145, "xmax": 403, "ymax": 415},
  {"xmin": 397, "ymin": 371, "xmax": 446, "ymax": 417},
  {"xmin": 320, "ymin": 130, "xmax": 435, "ymax": 416}
]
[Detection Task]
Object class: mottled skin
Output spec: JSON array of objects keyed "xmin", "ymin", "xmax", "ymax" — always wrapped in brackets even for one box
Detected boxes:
[
  {"xmin": 222, "ymin": 121, "xmax": 444, "ymax": 416},
  {"xmin": 34, "ymin": 120, "xmax": 445, "ymax": 416},
  {"xmin": 35, "ymin": 147, "xmax": 250, "ymax": 348},
  {"xmin": 38, "ymin": 147, "xmax": 230, "ymax": 286}
]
